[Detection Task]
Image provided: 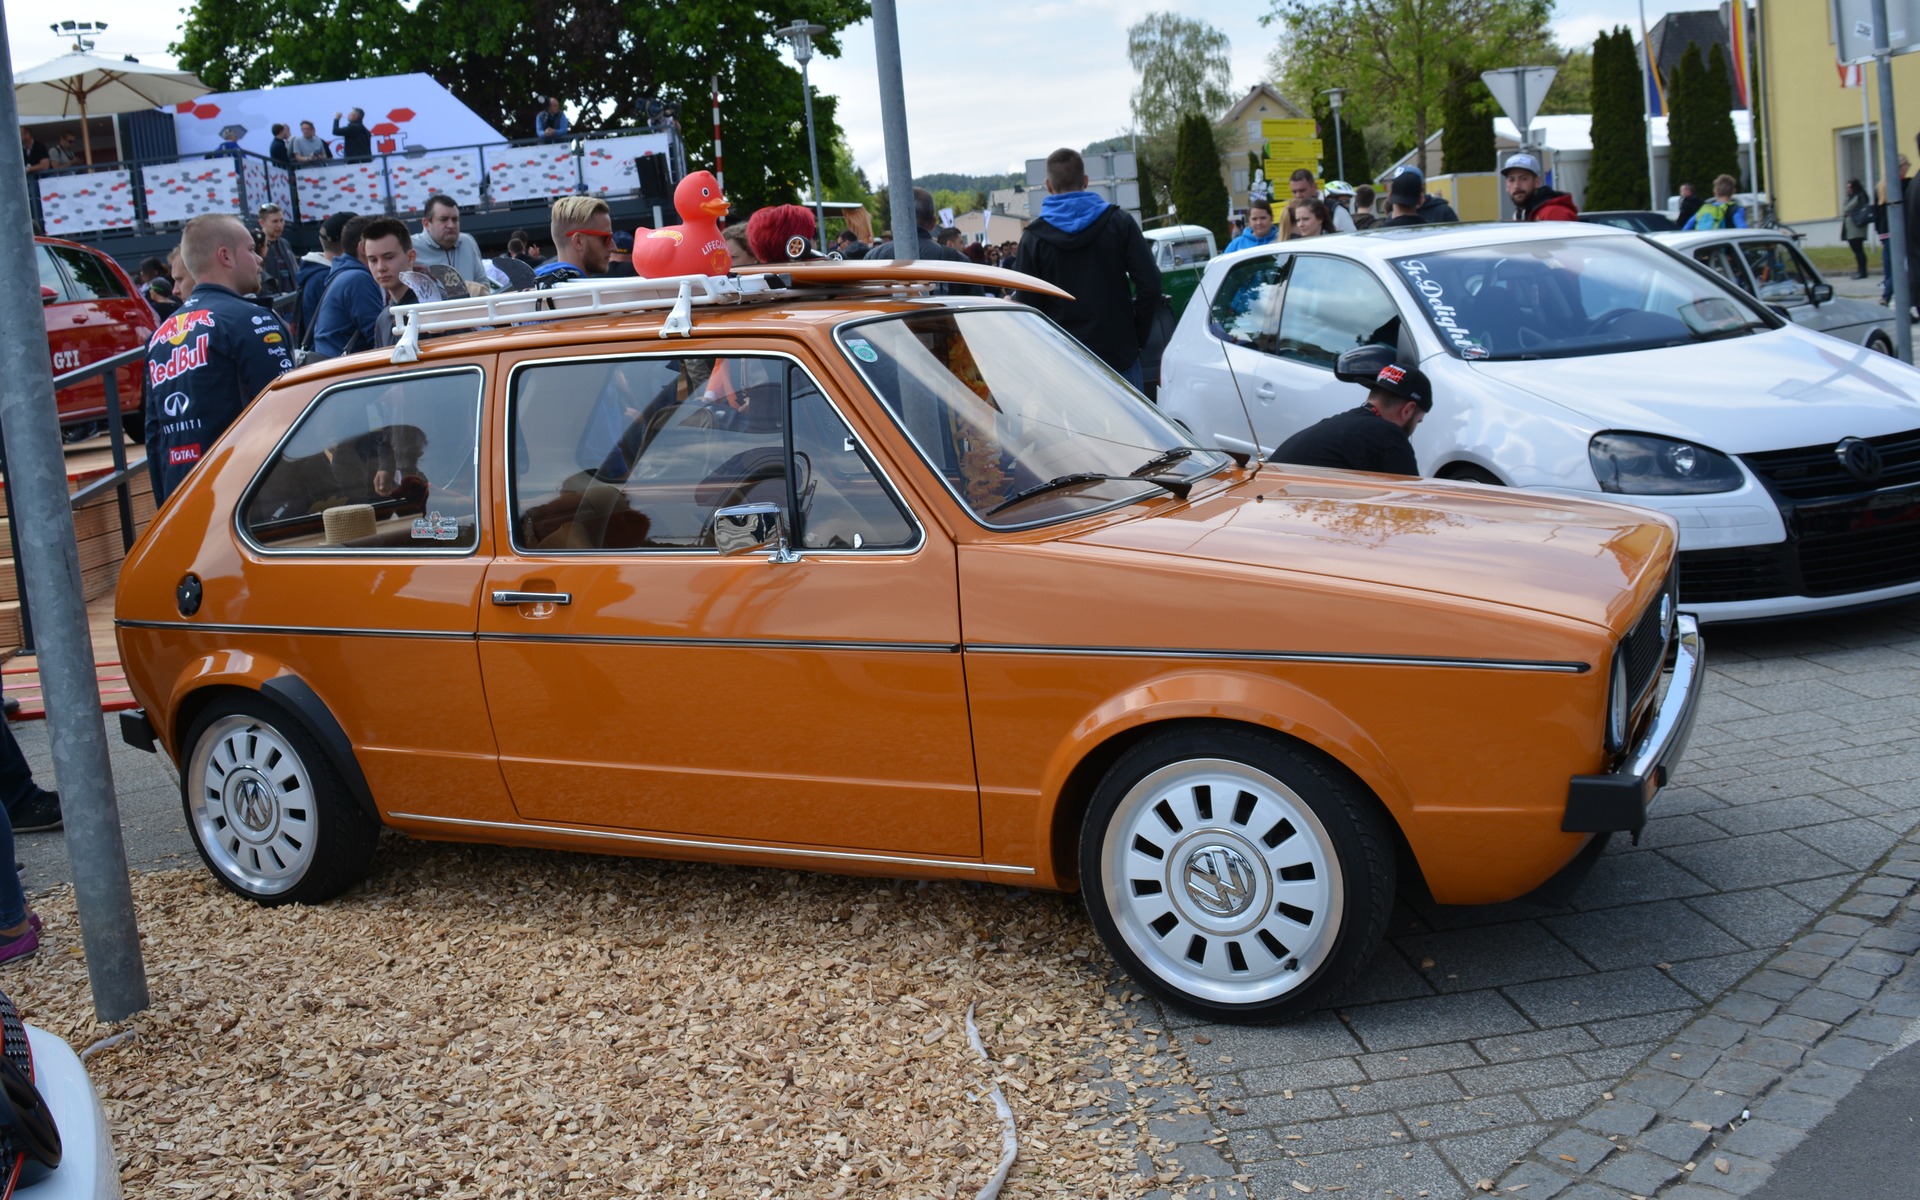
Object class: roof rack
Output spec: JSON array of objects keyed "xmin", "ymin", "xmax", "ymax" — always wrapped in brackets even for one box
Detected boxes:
[{"xmin": 386, "ymin": 273, "xmax": 799, "ymax": 363}]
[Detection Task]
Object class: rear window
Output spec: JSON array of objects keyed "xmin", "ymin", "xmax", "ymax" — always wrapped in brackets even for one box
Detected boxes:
[{"xmin": 46, "ymin": 245, "xmax": 127, "ymax": 301}]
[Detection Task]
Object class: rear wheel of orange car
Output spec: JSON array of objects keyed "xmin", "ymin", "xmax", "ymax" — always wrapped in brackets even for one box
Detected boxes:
[
  {"xmin": 1080, "ymin": 727, "xmax": 1395, "ymax": 1023},
  {"xmin": 182, "ymin": 695, "xmax": 379, "ymax": 906}
]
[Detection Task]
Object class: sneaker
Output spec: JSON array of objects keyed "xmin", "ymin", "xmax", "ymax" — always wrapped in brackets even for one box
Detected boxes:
[
  {"xmin": 7, "ymin": 789, "xmax": 60, "ymax": 835},
  {"xmin": 0, "ymin": 924, "xmax": 37, "ymax": 966}
]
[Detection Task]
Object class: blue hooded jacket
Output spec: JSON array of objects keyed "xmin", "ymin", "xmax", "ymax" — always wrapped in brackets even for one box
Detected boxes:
[{"xmin": 1038, "ymin": 190, "xmax": 1110, "ymax": 235}]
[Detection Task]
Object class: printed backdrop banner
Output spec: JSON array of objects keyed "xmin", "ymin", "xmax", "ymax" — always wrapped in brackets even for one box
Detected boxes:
[
  {"xmin": 578, "ymin": 133, "xmax": 673, "ymax": 196},
  {"xmin": 486, "ymin": 144, "xmax": 578, "ymax": 204},
  {"xmin": 144, "ymin": 159, "xmax": 243, "ymax": 225},
  {"xmin": 169, "ymin": 73, "xmax": 506, "ymax": 159},
  {"xmin": 388, "ymin": 150, "xmax": 485, "ymax": 213},
  {"xmin": 292, "ymin": 160, "xmax": 389, "ymax": 223},
  {"xmin": 36, "ymin": 167, "xmax": 137, "ymax": 235}
]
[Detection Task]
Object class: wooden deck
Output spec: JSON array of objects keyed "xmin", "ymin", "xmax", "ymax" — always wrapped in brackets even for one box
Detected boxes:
[{"xmin": 2, "ymin": 433, "xmax": 152, "ymax": 719}]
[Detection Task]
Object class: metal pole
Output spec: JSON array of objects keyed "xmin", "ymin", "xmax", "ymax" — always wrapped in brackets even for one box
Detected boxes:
[
  {"xmin": 1332, "ymin": 105, "xmax": 1346, "ymax": 183},
  {"xmin": 872, "ymin": 0, "xmax": 918, "ymax": 258},
  {"xmin": 711, "ymin": 75, "xmax": 724, "ymax": 196},
  {"xmin": 1873, "ymin": 0, "xmax": 1912, "ymax": 361},
  {"xmin": 1862, "ymin": 66, "xmax": 1876, "ymax": 208},
  {"xmin": 0, "ymin": 3, "xmax": 148, "ymax": 1021},
  {"xmin": 1639, "ymin": 0, "xmax": 1660, "ymax": 207},
  {"xmin": 1743, "ymin": 2, "xmax": 1760, "ymax": 217},
  {"xmin": 800, "ymin": 58, "xmax": 826, "ymax": 249},
  {"xmin": 1515, "ymin": 74, "xmax": 1529, "ymax": 154}
]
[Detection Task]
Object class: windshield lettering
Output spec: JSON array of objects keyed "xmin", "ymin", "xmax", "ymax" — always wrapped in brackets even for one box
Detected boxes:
[{"xmin": 1397, "ymin": 259, "xmax": 1481, "ymax": 355}]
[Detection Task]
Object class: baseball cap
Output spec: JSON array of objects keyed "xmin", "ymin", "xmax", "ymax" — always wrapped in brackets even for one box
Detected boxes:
[
  {"xmin": 1387, "ymin": 171, "xmax": 1423, "ymax": 206},
  {"xmin": 612, "ymin": 230, "xmax": 634, "ymax": 252},
  {"xmin": 1500, "ymin": 152, "xmax": 1542, "ymax": 177},
  {"xmin": 320, "ymin": 211, "xmax": 357, "ymax": 244},
  {"xmin": 1371, "ymin": 362, "xmax": 1433, "ymax": 412}
]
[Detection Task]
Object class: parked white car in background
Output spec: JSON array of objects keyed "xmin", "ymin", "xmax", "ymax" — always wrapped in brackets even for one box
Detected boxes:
[
  {"xmin": 1157, "ymin": 221, "xmax": 1920, "ymax": 623},
  {"xmin": 1652, "ymin": 228, "xmax": 1898, "ymax": 355}
]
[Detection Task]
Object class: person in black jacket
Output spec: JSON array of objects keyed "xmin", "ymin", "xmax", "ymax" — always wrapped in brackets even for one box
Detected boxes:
[
  {"xmin": 1013, "ymin": 148, "xmax": 1162, "ymax": 388},
  {"xmin": 333, "ymin": 108, "xmax": 373, "ymax": 159},
  {"xmin": 144, "ymin": 215, "xmax": 294, "ymax": 503},
  {"xmin": 1270, "ymin": 361, "xmax": 1432, "ymax": 476}
]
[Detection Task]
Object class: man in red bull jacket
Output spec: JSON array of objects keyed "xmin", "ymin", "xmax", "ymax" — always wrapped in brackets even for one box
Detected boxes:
[{"xmin": 144, "ymin": 215, "xmax": 294, "ymax": 503}]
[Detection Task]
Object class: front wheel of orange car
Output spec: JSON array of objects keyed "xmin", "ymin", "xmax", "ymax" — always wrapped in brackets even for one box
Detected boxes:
[
  {"xmin": 1080, "ymin": 727, "xmax": 1395, "ymax": 1023},
  {"xmin": 182, "ymin": 695, "xmax": 379, "ymax": 906}
]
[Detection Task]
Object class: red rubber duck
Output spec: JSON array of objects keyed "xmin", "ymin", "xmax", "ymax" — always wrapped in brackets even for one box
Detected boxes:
[{"xmin": 633, "ymin": 170, "xmax": 732, "ymax": 277}]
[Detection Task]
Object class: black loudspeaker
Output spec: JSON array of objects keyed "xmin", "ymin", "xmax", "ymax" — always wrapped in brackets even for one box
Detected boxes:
[{"xmin": 636, "ymin": 154, "xmax": 671, "ymax": 204}]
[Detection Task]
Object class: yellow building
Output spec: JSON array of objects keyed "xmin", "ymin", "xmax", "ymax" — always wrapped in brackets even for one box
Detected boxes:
[
  {"xmin": 1760, "ymin": 2, "xmax": 1920, "ymax": 239},
  {"xmin": 1217, "ymin": 84, "xmax": 1308, "ymax": 211}
]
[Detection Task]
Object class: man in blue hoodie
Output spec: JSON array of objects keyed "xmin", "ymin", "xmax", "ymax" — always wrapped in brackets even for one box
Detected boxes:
[
  {"xmin": 309, "ymin": 215, "xmax": 386, "ymax": 359},
  {"xmin": 1013, "ymin": 148, "xmax": 1163, "ymax": 387}
]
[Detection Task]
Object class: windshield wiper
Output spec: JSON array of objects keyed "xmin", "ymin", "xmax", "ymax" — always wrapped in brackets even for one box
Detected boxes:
[
  {"xmin": 985, "ymin": 470, "xmax": 1193, "ymax": 517},
  {"xmin": 1130, "ymin": 447, "xmax": 1194, "ymax": 476}
]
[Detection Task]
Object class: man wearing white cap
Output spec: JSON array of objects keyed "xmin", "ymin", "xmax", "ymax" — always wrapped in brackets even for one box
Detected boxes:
[{"xmin": 1501, "ymin": 152, "xmax": 1579, "ymax": 222}]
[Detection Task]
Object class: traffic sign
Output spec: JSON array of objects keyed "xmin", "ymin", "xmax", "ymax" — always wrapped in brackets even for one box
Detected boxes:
[{"xmin": 1479, "ymin": 66, "xmax": 1558, "ymax": 145}]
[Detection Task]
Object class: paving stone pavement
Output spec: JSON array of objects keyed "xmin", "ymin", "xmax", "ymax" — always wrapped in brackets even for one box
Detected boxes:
[{"xmin": 1134, "ymin": 600, "xmax": 1920, "ymax": 1199}]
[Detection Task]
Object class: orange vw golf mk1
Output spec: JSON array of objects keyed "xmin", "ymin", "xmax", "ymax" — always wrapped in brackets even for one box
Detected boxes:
[{"xmin": 115, "ymin": 262, "xmax": 1703, "ymax": 1021}]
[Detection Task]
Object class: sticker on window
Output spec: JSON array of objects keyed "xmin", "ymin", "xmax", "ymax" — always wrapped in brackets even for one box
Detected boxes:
[
  {"xmin": 846, "ymin": 338, "xmax": 879, "ymax": 363},
  {"xmin": 410, "ymin": 511, "xmax": 461, "ymax": 541}
]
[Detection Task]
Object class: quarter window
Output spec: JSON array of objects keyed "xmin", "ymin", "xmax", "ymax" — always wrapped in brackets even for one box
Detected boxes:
[
  {"xmin": 510, "ymin": 355, "xmax": 914, "ymax": 553},
  {"xmin": 46, "ymin": 245, "xmax": 126, "ymax": 301},
  {"xmin": 36, "ymin": 246, "xmax": 66, "ymax": 299},
  {"xmin": 243, "ymin": 369, "xmax": 482, "ymax": 551}
]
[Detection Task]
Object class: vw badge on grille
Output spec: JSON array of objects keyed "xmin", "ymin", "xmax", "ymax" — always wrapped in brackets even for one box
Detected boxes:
[
  {"xmin": 1835, "ymin": 437, "xmax": 1884, "ymax": 484},
  {"xmin": 1183, "ymin": 846, "xmax": 1257, "ymax": 918}
]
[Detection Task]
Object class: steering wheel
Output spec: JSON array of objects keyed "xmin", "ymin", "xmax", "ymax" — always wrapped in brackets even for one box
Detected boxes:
[{"xmin": 1585, "ymin": 307, "xmax": 1641, "ymax": 336}]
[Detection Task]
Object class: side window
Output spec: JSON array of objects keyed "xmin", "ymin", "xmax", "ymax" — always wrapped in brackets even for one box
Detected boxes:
[
  {"xmin": 46, "ymin": 246, "xmax": 127, "ymax": 301},
  {"xmin": 36, "ymin": 246, "xmax": 67, "ymax": 299},
  {"xmin": 1273, "ymin": 256, "xmax": 1404, "ymax": 369},
  {"xmin": 1694, "ymin": 246, "xmax": 1749, "ymax": 291},
  {"xmin": 243, "ymin": 369, "xmax": 482, "ymax": 551},
  {"xmin": 1210, "ymin": 255, "xmax": 1291, "ymax": 351},
  {"xmin": 1740, "ymin": 242, "xmax": 1811, "ymax": 302},
  {"xmin": 511, "ymin": 355, "xmax": 912, "ymax": 554}
]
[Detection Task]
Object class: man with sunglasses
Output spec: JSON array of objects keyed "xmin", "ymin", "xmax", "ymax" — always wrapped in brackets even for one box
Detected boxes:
[{"xmin": 536, "ymin": 195, "xmax": 614, "ymax": 285}]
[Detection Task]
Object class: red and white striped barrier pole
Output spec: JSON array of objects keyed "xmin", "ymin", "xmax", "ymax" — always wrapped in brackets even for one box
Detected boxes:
[{"xmin": 711, "ymin": 75, "xmax": 725, "ymax": 196}]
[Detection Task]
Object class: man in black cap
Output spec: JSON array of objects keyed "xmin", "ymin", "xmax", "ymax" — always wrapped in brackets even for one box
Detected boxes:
[
  {"xmin": 1270, "ymin": 362, "xmax": 1432, "ymax": 476},
  {"xmin": 1386, "ymin": 167, "xmax": 1459, "ymax": 225},
  {"xmin": 1379, "ymin": 173, "xmax": 1428, "ymax": 227}
]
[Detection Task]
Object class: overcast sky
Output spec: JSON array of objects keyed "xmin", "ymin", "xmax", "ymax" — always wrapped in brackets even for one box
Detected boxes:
[{"xmin": 11, "ymin": 1, "xmax": 1714, "ymax": 180}]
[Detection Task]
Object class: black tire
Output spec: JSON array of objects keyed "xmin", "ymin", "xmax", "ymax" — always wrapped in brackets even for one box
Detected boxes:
[
  {"xmin": 181, "ymin": 693, "xmax": 379, "ymax": 905},
  {"xmin": 1868, "ymin": 332, "xmax": 1895, "ymax": 356},
  {"xmin": 60, "ymin": 421, "xmax": 102, "ymax": 445},
  {"xmin": 1079, "ymin": 725, "xmax": 1395, "ymax": 1023},
  {"xmin": 1441, "ymin": 463, "xmax": 1504, "ymax": 486}
]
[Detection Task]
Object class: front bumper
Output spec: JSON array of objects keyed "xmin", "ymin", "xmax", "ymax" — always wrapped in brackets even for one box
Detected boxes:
[{"xmin": 1563, "ymin": 614, "xmax": 1704, "ymax": 837}]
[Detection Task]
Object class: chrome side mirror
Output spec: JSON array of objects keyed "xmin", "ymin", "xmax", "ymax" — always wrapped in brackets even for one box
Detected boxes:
[
  {"xmin": 713, "ymin": 501, "xmax": 800, "ymax": 563},
  {"xmin": 1809, "ymin": 282, "xmax": 1833, "ymax": 306}
]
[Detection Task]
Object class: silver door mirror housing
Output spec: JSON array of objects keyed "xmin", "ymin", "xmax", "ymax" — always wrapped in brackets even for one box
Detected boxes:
[{"xmin": 713, "ymin": 501, "xmax": 785, "ymax": 556}]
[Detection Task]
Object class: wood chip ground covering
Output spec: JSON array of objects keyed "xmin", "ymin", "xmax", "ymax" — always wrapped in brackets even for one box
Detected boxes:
[{"xmin": 16, "ymin": 838, "xmax": 1216, "ymax": 1198}]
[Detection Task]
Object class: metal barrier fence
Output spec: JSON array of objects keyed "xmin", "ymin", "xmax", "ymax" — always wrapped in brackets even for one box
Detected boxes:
[
  {"xmin": 0, "ymin": 347, "xmax": 144, "ymax": 655},
  {"xmin": 33, "ymin": 126, "xmax": 684, "ymax": 238}
]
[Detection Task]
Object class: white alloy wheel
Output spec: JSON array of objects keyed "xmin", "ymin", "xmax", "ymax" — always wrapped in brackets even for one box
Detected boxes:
[{"xmin": 188, "ymin": 714, "xmax": 320, "ymax": 896}]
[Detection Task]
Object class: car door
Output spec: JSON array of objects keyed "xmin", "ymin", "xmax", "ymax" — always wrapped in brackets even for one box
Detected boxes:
[
  {"xmin": 40, "ymin": 244, "xmax": 102, "ymax": 421},
  {"xmin": 1207, "ymin": 252, "xmax": 1407, "ymax": 455},
  {"xmin": 1736, "ymin": 239, "xmax": 1835, "ymax": 333},
  {"xmin": 477, "ymin": 346, "xmax": 981, "ymax": 857},
  {"xmin": 42, "ymin": 242, "xmax": 149, "ymax": 424}
]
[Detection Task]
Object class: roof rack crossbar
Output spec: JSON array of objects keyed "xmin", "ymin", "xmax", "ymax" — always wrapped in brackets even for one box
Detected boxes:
[{"xmin": 386, "ymin": 273, "xmax": 781, "ymax": 363}]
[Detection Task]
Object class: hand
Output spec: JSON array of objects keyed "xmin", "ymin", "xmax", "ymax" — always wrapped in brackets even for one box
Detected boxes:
[{"xmin": 334, "ymin": 111, "xmax": 342, "ymax": 120}]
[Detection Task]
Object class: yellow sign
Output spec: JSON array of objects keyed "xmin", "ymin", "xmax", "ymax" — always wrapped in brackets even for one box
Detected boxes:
[
  {"xmin": 1261, "ymin": 118, "xmax": 1317, "ymax": 140},
  {"xmin": 1264, "ymin": 138, "xmax": 1323, "ymax": 161}
]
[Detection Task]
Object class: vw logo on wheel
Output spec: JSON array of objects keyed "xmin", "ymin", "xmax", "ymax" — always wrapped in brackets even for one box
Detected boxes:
[
  {"xmin": 161, "ymin": 391, "xmax": 191, "ymax": 417},
  {"xmin": 1834, "ymin": 437, "xmax": 1883, "ymax": 484},
  {"xmin": 232, "ymin": 777, "xmax": 274, "ymax": 833},
  {"xmin": 1182, "ymin": 845, "xmax": 1258, "ymax": 918}
]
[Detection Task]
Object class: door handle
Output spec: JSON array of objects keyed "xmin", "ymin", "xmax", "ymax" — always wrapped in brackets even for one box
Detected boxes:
[
  {"xmin": 1255, "ymin": 382, "xmax": 1277, "ymax": 400},
  {"xmin": 491, "ymin": 590, "xmax": 571, "ymax": 606}
]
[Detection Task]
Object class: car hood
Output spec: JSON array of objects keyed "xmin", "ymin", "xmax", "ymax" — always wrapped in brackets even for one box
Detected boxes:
[
  {"xmin": 1064, "ymin": 469, "xmax": 1671, "ymax": 630},
  {"xmin": 1464, "ymin": 328, "xmax": 1920, "ymax": 452}
]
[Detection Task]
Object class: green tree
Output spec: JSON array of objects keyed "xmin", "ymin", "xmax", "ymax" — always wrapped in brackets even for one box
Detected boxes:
[
  {"xmin": 1440, "ymin": 71, "xmax": 1494, "ymax": 173},
  {"xmin": 1539, "ymin": 48, "xmax": 1592, "ymax": 115},
  {"xmin": 1584, "ymin": 28, "xmax": 1648, "ymax": 211},
  {"xmin": 1266, "ymin": 0, "xmax": 1555, "ymax": 177},
  {"xmin": 1127, "ymin": 13, "xmax": 1235, "ymax": 140},
  {"xmin": 1665, "ymin": 42, "xmax": 1705, "ymax": 198},
  {"xmin": 1701, "ymin": 44, "xmax": 1742, "ymax": 189},
  {"xmin": 1170, "ymin": 112, "xmax": 1231, "ymax": 247},
  {"xmin": 1314, "ymin": 104, "xmax": 1372, "ymax": 184},
  {"xmin": 171, "ymin": 0, "xmax": 870, "ymax": 215}
]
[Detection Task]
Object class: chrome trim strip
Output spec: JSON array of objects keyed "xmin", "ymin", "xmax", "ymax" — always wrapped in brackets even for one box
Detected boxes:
[
  {"xmin": 385, "ymin": 810, "xmax": 1036, "ymax": 875},
  {"xmin": 115, "ymin": 619, "xmax": 471, "ymax": 640},
  {"xmin": 1623, "ymin": 614, "xmax": 1703, "ymax": 783},
  {"xmin": 477, "ymin": 632, "xmax": 959, "ymax": 653},
  {"xmin": 965, "ymin": 643, "xmax": 1591, "ymax": 673}
]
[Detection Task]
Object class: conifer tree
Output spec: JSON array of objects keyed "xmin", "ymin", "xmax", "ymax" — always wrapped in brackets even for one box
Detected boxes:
[
  {"xmin": 1585, "ymin": 27, "xmax": 1649, "ymax": 210},
  {"xmin": 1701, "ymin": 43, "xmax": 1742, "ymax": 188},
  {"xmin": 1171, "ymin": 113, "xmax": 1232, "ymax": 248},
  {"xmin": 1665, "ymin": 43, "xmax": 1705, "ymax": 198},
  {"xmin": 1441, "ymin": 71, "xmax": 1495, "ymax": 174}
]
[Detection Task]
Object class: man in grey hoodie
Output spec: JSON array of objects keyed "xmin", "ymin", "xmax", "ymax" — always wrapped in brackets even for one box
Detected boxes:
[{"xmin": 410, "ymin": 194, "xmax": 487, "ymax": 282}]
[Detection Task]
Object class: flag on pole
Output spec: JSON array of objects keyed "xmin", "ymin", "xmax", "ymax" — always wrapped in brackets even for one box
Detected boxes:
[
  {"xmin": 1728, "ymin": 0, "xmax": 1752, "ymax": 108},
  {"xmin": 1837, "ymin": 60, "xmax": 1866, "ymax": 88},
  {"xmin": 1642, "ymin": 38, "xmax": 1666, "ymax": 116}
]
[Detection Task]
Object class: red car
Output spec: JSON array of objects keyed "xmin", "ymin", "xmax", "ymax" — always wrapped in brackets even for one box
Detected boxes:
[{"xmin": 38, "ymin": 235, "xmax": 155, "ymax": 442}]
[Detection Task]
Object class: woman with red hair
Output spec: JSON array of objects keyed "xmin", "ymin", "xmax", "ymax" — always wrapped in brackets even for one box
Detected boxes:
[{"xmin": 744, "ymin": 205, "xmax": 818, "ymax": 263}]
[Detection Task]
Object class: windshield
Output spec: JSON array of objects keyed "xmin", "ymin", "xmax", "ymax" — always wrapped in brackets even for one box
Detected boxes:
[
  {"xmin": 840, "ymin": 309, "xmax": 1228, "ymax": 527},
  {"xmin": 1391, "ymin": 236, "xmax": 1774, "ymax": 361}
]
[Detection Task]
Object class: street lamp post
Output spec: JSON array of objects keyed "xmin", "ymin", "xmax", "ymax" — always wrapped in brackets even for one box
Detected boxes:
[
  {"xmin": 773, "ymin": 20, "xmax": 829, "ymax": 250},
  {"xmin": 1322, "ymin": 87, "xmax": 1347, "ymax": 183}
]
